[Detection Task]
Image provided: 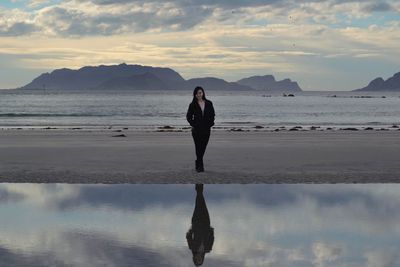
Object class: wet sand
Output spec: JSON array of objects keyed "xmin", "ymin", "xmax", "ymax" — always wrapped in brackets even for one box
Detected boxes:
[{"xmin": 1, "ymin": 129, "xmax": 400, "ymax": 183}]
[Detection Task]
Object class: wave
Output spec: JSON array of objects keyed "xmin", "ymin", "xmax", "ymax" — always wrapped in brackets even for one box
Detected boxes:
[{"xmin": 0, "ymin": 113, "xmax": 109, "ymax": 117}]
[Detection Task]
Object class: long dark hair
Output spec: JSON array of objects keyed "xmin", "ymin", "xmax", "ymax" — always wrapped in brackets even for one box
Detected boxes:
[
  {"xmin": 192, "ymin": 253, "xmax": 205, "ymax": 266},
  {"xmin": 192, "ymin": 86, "xmax": 207, "ymax": 104}
]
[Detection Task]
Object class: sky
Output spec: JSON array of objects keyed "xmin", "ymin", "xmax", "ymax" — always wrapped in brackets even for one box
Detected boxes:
[{"xmin": 0, "ymin": 0, "xmax": 399, "ymax": 90}]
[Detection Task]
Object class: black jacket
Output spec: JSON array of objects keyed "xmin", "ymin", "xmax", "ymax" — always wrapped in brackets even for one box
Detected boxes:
[{"xmin": 186, "ymin": 100, "xmax": 215, "ymax": 130}]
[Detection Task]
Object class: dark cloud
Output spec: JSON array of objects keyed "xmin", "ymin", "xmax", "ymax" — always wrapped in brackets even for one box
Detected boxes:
[
  {"xmin": 54, "ymin": 185, "xmax": 194, "ymax": 210},
  {"xmin": 362, "ymin": 2, "xmax": 395, "ymax": 13},
  {"xmin": 0, "ymin": 22, "xmax": 37, "ymax": 36},
  {"xmin": 0, "ymin": 246, "xmax": 59, "ymax": 266},
  {"xmin": 36, "ymin": 4, "xmax": 213, "ymax": 36},
  {"xmin": 0, "ymin": 188, "xmax": 25, "ymax": 203}
]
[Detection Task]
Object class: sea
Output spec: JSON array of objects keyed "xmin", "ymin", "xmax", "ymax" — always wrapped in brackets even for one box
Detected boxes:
[{"xmin": 1, "ymin": 89, "xmax": 400, "ymax": 129}]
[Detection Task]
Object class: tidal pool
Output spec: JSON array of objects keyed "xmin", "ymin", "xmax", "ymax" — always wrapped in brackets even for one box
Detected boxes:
[{"xmin": 0, "ymin": 184, "xmax": 399, "ymax": 266}]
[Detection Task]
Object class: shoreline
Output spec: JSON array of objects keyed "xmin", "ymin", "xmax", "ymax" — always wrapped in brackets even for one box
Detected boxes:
[
  {"xmin": 1, "ymin": 129, "xmax": 400, "ymax": 183},
  {"xmin": 1, "ymin": 124, "xmax": 400, "ymax": 133}
]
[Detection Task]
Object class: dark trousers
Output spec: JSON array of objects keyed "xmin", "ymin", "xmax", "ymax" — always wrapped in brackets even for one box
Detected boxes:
[
  {"xmin": 191, "ymin": 128, "xmax": 210, "ymax": 162},
  {"xmin": 192, "ymin": 191, "xmax": 210, "ymax": 227}
]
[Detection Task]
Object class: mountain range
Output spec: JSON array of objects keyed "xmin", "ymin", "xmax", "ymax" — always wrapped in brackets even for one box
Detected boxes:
[
  {"xmin": 354, "ymin": 72, "xmax": 400, "ymax": 91},
  {"xmin": 20, "ymin": 63, "xmax": 302, "ymax": 92}
]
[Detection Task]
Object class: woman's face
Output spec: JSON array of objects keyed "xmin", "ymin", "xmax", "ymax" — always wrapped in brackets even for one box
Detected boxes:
[{"xmin": 196, "ymin": 90, "xmax": 204, "ymax": 101}]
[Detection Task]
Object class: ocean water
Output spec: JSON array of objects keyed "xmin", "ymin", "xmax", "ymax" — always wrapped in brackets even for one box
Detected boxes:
[
  {"xmin": 0, "ymin": 184, "xmax": 399, "ymax": 267},
  {"xmin": 1, "ymin": 89, "xmax": 400, "ymax": 129}
]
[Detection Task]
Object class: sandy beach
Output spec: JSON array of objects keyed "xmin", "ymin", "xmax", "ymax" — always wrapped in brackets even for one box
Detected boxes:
[{"xmin": 1, "ymin": 128, "xmax": 400, "ymax": 183}]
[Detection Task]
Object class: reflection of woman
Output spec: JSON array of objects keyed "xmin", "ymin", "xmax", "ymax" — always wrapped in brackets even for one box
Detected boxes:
[
  {"xmin": 186, "ymin": 87, "xmax": 215, "ymax": 172},
  {"xmin": 186, "ymin": 184, "xmax": 214, "ymax": 266}
]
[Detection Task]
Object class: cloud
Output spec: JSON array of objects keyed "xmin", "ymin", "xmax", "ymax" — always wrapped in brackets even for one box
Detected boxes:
[
  {"xmin": 0, "ymin": 8, "xmax": 37, "ymax": 36},
  {"xmin": 86, "ymin": 0, "xmax": 281, "ymax": 8},
  {"xmin": 365, "ymin": 250, "xmax": 399, "ymax": 267},
  {"xmin": 312, "ymin": 242, "xmax": 343, "ymax": 267},
  {"xmin": 1, "ymin": 184, "xmax": 80, "ymax": 207},
  {"xmin": 28, "ymin": 0, "xmax": 52, "ymax": 8},
  {"xmin": 1, "ymin": 0, "xmax": 399, "ymax": 37},
  {"xmin": 0, "ymin": 188, "xmax": 25, "ymax": 203},
  {"xmin": 1, "ymin": 1, "xmax": 215, "ymax": 37},
  {"xmin": 0, "ymin": 21, "xmax": 37, "ymax": 36},
  {"xmin": 0, "ymin": 228, "xmax": 243, "ymax": 267},
  {"xmin": 362, "ymin": 2, "xmax": 395, "ymax": 13},
  {"xmin": 34, "ymin": 1, "xmax": 214, "ymax": 36}
]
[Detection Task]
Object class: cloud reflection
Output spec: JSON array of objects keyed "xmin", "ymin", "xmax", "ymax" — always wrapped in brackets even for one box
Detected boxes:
[{"xmin": 0, "ymin": 188, "xmax": 25, "ymax": 203}]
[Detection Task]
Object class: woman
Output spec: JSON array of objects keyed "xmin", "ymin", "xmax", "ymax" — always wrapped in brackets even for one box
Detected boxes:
[
  {"xmin": 186, "ymin": 87, "xmax": 215, "ymax": 172},
  {"xmin": 186, "ymin": 184, "xmax": 214, "ymax": 266}
]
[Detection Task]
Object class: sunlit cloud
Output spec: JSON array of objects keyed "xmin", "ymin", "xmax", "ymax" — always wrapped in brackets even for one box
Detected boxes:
[
  {"xmin": 28, "ymin": 0, "xmax": 52, "ymax": 8},
  {"xmin": 312, "ymin": 242, "xmax": 343, "ymax": 267}
]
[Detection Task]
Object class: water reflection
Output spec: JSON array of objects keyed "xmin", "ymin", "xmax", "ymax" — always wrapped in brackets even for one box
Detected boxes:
[
  {"xmin": 187, "ymin": 184, "xmax": 214, "ymax": 266},
  {"xmin": 0, "ymin": 184, "xmax": 400, "ymax": 267}
]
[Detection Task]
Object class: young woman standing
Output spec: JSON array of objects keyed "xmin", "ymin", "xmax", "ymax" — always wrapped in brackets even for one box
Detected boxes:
[{"xmin": 186, "ymin": 87, "xmax": 215, "ymax": 172}]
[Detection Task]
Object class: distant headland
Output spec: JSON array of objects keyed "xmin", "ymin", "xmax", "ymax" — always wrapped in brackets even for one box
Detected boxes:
[
  {"xmin": 353, "ymin": 72, "xmax": 400, "ymax": 91},
  {"xmin": 18, "ymin": 63, "xmax": 303, "ymax": 92}
]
